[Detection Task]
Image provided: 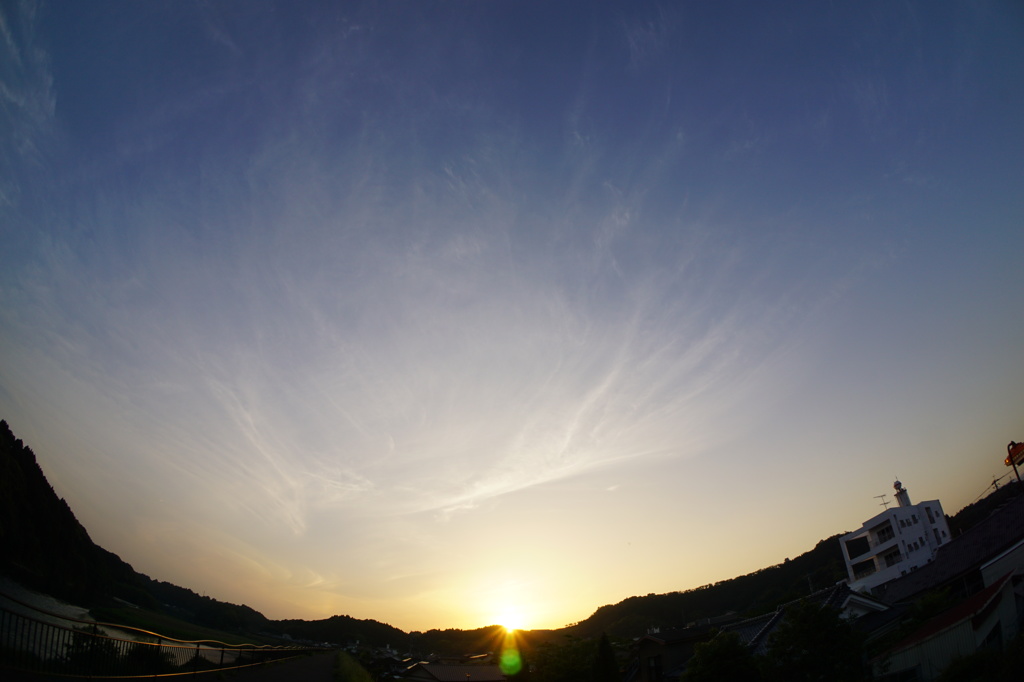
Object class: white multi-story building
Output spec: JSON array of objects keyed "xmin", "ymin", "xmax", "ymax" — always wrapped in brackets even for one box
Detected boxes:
[{"xmin": 841, "ymin": 480, "xmax": 952, "ymax": 593}]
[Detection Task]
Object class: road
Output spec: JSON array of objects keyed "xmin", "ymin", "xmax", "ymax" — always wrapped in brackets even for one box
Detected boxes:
[{"xmin": 225, "ymin": 651, "xmax": 337, "ymax": 681}]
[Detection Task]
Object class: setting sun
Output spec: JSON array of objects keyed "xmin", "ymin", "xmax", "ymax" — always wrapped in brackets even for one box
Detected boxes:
[
  {"xmin": 493, "ymin": 602, "xmax": 532, "ymax": 630},
  {"xmin": 495, "ymin": 608, "xmax": 526, "ymax": 633}
]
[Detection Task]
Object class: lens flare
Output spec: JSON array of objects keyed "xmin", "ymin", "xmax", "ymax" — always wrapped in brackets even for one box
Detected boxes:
[{"xmin": 498, "ymin": 630, "xmax": 522, "ymax": 676}]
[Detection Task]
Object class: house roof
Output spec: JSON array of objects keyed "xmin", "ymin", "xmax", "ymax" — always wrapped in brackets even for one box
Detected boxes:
[
  {"xmin": 638, "ymin": 627, "xmax": 711, "ymax": 645},
  {"xmin": 851, "ymin": 602, "xmax": 910, "ymax": 641},
  {"xmin": 872, "ymin": 491, "xmax": 1024, "ymax": 604},
  {"xmin": 885, "ymin": 572, "xmax": 1013, "ymax": 654},
  {"xmin": 739, "ymin": 610, "xmax": 786, "ymax": 656},
  {"xmin": 723, "ymin": 583, "xmax": 875, "ymax": 654},
  {"xmin": 841, "ymin": 589, "xmax": 889, "ymax": 612}
]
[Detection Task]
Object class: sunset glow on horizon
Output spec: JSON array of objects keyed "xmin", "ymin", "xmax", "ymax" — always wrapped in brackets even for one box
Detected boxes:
[{"xmin": 1, "ymin": 1, "xmax": 1022, "ymax": 633}]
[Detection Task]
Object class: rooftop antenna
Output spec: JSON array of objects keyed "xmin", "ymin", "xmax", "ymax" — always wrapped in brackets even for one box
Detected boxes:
[{"xmin": 874, "ymin": 494, "xmax": 891, "ymax": 509}]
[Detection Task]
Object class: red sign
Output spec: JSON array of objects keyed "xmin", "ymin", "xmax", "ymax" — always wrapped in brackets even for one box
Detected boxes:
[{"xmin": 1006, "ymin": 441, "xmax": 1024, "ymax": 467}]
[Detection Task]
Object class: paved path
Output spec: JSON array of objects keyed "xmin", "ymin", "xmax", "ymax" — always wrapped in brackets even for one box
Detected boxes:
[
  {"xmin": 5, "ymin": 652, "xmax": 338, "ymax": 682},
  {"xmin": 5, "ymin": 653, "xmax": 338, "ymax": 682},
  {"xmin": 227, "ymin": 651, "xmax": 337, "ymax": 681}
]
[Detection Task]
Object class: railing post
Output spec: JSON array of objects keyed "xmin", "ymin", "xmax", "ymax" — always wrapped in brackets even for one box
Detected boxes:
[{"xmin": 90, "ymin": 622, "xmax": 99, "ymax": 675}]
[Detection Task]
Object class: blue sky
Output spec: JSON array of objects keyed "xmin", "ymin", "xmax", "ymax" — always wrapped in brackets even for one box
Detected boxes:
[{"xmin": 2, "ymin": 1, "xmax": 1022, "ymax": 631}]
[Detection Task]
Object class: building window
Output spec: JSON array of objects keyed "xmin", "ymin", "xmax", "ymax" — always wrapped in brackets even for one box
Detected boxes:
[
  {"xmin": 845, "ymin": 536, "xmax": 871, "ymax": 560},
  {"xmin": 934, "ymin": 529, "xmax": 941, "ymax": 544},
  {"xmin": 912, "ymin": 514, "xmax": 918, "ymax": 523},
  {"xmin": 875, "ymin": 522, "xmax": 895, "ymax": 544},
  {"xmin": 926, "ymin": 506, "xmax": 935, "ymax": 523},
  {"xmin": 899, "ymin": 519, "xmax": 906, "ymax": 528},
  {"xmin": 882, "ymin": 548, "xmax": 903, "ymax": 568},
  {"xmin": 646, "ymin": 656, "xmax": 662, "ymax": 682},
  {"xmin": 852, "ymin": 559, "xmax": 875, "ymax": 580}
]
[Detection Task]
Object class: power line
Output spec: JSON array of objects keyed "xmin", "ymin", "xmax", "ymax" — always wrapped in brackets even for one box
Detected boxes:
[{"xmin": 971, "ymin": 472, "xmax": 1012, "ymax": 505}]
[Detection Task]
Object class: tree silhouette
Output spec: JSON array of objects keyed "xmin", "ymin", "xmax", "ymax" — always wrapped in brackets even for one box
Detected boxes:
[
  {"xmin": 762, "ymin": 600, "xmax": 865, "ymax": 682},
  {"xmin": 681, "ymin": 631, "xmax": 760, "ymax": 682},
  {"xmin": 532, "ymin": 635, "xmax": 596, "ymax": 682},
  {"xmin": 591, "ymin": 633, "xmax": 619, "ymax": 682}
]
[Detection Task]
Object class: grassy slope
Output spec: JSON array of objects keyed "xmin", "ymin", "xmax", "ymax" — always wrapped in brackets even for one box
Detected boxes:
[
  {"xmin": 89, "ymin": 606, "xmax": 277, "ymax": 645},
  {"xmin": 336, "ymin": 651, "xmax": 375, "ymax": 682}
]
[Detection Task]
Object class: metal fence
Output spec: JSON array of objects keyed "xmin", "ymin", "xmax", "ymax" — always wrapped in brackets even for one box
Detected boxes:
[{"xmin": 0, "ymin": 592, "xmax": 327, "ymax": 678}]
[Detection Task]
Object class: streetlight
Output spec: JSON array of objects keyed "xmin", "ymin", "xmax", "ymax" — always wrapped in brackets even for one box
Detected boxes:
[{"xmin": 1005, "ymin": 441, "xmax": 1024, "ymax": 484}]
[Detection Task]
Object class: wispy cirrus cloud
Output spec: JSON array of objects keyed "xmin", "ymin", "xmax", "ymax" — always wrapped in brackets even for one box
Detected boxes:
[{"xmin": 0, "ymin": 0, "xmax": 53, "ymax": 209}]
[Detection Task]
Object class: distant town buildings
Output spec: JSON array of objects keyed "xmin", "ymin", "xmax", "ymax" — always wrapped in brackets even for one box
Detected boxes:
[{"xmin": 840, "ymin": 480, "xmax": 951, "ymax": 593}]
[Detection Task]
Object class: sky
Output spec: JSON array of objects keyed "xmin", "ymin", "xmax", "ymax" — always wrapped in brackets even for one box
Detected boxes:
[{"xmin": 1, "ymin": 1, "xmax": 1023, "ymax": 633}]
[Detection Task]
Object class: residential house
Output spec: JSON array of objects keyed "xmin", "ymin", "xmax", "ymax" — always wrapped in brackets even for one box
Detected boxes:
[
  {"xmin": 635, "ymin": 627, "xmax": 713, "ymax": 682},
  {"xmin": 874, "ymin": 572, "xmax": 1018, "ymax": 681},
  {"xmin": 725, "ymin": 583, "xmax": 889, "ymax": 655},
  {"xmin": 841, "ymin": 481, "xmax": 951, "ymax": 593},
  {"xmin": 874, "ymin": 488, "xmax": 1024, "ymax": 605}
]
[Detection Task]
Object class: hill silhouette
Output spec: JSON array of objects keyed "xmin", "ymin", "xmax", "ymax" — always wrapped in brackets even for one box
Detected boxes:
[
  {"xmin": 565, "ymin": 535, "xmax": 847, "ymax": 640},
  {"xmin": 0, "ymin": 419, "xmax": 404, "ymax": 646},
  {"xmin": 0, "ymin": 419, "xmax": 148, "ymax": 607},
  {"xmin": 0, "ymin": 419, "xmax": 1009, "ymax": 652}
]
